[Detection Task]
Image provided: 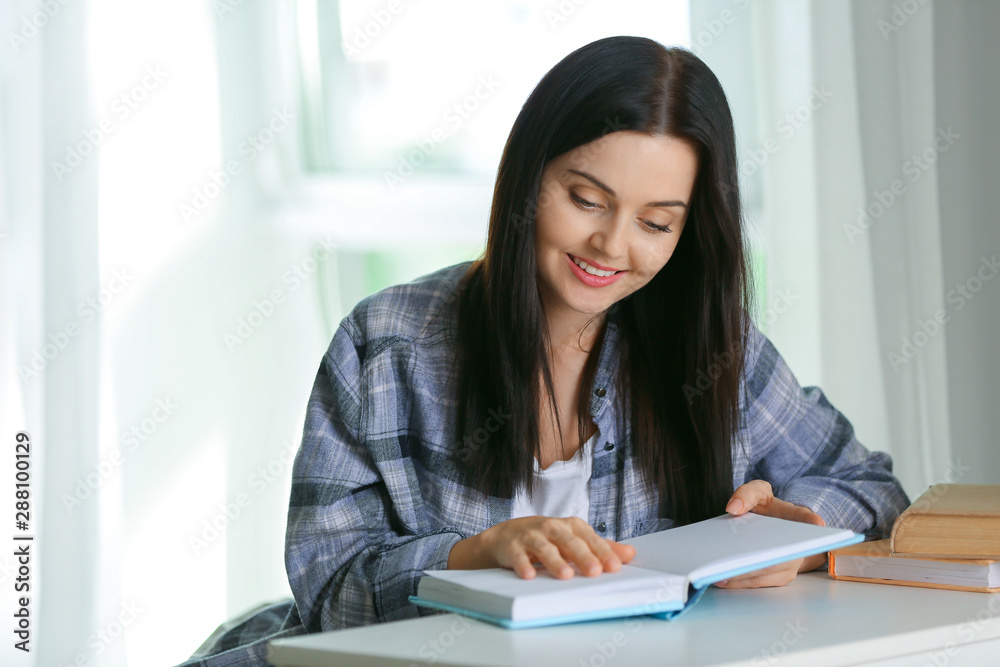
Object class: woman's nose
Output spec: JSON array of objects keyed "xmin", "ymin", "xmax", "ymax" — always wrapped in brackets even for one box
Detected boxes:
[{"xmin": 588, "ymin": 213, "xmax": 629, "ymax": 265}]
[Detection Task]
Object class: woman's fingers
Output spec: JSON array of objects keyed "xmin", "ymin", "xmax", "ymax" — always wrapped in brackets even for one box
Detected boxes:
[
  {"xmin": 725, "ymin": 480, "xmax": 826, "ymax": 527},
  {"xmin": 508, "ymin": 550, "xmax": 538, "ymax": 580},
  {"xmin": 529, "ymin": 538, "xmax": 575, "ymax": 579},
  {"xmin": 719, "ymin": 480, "xmax": 828, "ymax": 590},
  {"xmin": 749, "ymin": 496, "xmax": 826, "ymax": 526},
  {"xmin": 715, "ymin": 560, "xmax": 800, "ymax": 589},
  {"xmin": 609, "ymin": 541, "xmax": 636, "ymax": 564},
  {"xmin": 572, "ymin": 522, "xmax": 626, "ymax": 573},
  {"xmin": 541, "ymin": 519, "xmax": 623, "ymax": 577},
  {"xmin": 488, "ymin": 516, "xmax": 637, "ymax": 579},
  {"xmin": 766, "ymin": 498, "xmax": 826, "ymax": 525},
  {"xmin": 544, "ymin": 530, "xmax": 602, "ymax": 576},
  {"xmin": 725, "ymin": 480, "xmax": 774, "ymax": 515}
]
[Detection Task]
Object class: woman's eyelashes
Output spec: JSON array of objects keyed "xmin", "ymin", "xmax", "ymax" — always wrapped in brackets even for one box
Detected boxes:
[
  {"xmin": 570, "ymin": 192, "xmax": 600, "ymax": 210},
  {"xmin": 642, "ymin": 219, "xmax": 673, "ymax": 234},
  {"xmin": 569, "ymin": 192, "xmax": 673, "ymax": 234}
]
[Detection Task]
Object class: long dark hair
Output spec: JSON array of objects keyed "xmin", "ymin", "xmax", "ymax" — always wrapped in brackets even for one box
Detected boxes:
[{"xmin": 452, "ymin": 35, "xmax": 752, "ymax": 527}]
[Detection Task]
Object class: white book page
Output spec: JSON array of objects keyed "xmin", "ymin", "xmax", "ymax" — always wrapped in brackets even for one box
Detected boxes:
[
  {"xmin": 424, "ymin": 563, "xmax": 686, "ymax": 600},
  {"xmin": 623, "ymin": 513, "xmax": 856, "ymax": 583},
  {"xmin": 837, "ymin": 556, "xmax": 997, "ymax": 587}
]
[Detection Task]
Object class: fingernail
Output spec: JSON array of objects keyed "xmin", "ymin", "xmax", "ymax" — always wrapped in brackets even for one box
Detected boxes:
[
  {"xmin": 605, "ymin": 558, "xmax": 621, "ymax": 571},
  {"xmin": 726, "ymin": 499, "xmax": 744, "ymax": 514},
  {"xmin": 717, "ymin": 580, "xmax": 729, "ymax": 587},
  {"xmin": 559, "ymin": 566, "xmax": 573, "ymax": 578}
]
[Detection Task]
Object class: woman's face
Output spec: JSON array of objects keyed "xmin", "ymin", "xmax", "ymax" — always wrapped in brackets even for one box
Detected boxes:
[{"xmin": 534, "ymin": 131, "xmax": 699, "ymax": 326}]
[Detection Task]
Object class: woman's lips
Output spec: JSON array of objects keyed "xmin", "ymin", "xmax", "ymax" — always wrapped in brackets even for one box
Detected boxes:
[
  {"xmin": 569, "ymin": 254, "xmax": 620, "ymax": 272},
  {"xmin": 565, "ymin": 253, "xmax": 627, "ymax": 288}
]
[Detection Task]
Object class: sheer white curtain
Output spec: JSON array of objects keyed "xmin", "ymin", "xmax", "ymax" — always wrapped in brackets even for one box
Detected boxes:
[
  {"xmin": 2, "ymin": 1, "xmax": 324, "ymax": 665},
  {"xmin": 1, "ymin": 1, "xmax": 113, "ymax": 665},
  {"xmin": 691, "ymin": 0, "xmax": 1000, "ymax": 499}
]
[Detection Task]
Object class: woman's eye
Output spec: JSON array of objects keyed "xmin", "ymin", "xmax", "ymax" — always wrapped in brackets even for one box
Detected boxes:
[
  {"xmin": 571, "ymin": 191, "xmax": 672, "ymax": 234},
  {"xmin": 641, "ymin": 219, "xmax": 673, "ymax": 234}
]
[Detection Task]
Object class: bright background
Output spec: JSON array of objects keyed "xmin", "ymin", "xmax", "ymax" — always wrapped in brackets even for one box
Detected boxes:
[{"xmin": 1, "ymin": 1, "xmax": 998, "ymax": 665}]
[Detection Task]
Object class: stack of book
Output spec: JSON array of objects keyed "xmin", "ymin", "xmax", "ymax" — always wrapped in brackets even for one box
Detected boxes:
[{"xmin": 829, "ymin": 484, "xmax": 1000, "ymax": 593}]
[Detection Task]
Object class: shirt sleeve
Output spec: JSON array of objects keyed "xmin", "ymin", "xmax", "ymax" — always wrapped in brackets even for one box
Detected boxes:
[
  {"xmin": 284, "ymin": 318, "xmax": 467, "ymax": 632},
  {"xmin": 739, "ymin": 322, "xmax": 910, "ymax": 540}
]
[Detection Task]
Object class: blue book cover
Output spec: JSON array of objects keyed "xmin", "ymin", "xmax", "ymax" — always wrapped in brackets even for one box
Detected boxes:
[{"xmin": 409, "ymin": 513, "xmax": 864, "ymax": 629}]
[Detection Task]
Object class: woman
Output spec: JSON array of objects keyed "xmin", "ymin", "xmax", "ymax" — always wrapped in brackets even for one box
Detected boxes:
[{"xmin": 180, "ymin": 35, "xmax": 909, "ymax": 665}]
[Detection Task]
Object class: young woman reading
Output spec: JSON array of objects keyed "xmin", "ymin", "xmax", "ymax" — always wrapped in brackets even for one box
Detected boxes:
[{"xmin": 180, "ymin": 35, "xmax": 909, "ymax": 666}]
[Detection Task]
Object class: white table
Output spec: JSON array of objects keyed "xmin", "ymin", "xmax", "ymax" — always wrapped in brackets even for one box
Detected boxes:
[{"xmin": 268, "ymin": 573, "xmax": 1000, "ymax": 666}]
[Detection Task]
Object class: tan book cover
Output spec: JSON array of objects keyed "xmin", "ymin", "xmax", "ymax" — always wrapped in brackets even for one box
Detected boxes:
[
  {"xmin": 829, "ymin": 539, "xmax": 999, "ymax": 593},
  {"xmin": 889, "ymin": 484, "xmax": 1000, "ymax": 559}
]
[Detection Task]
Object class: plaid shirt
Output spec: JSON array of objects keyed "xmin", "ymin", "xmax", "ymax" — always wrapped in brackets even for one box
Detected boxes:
[{"xmin": 178, "ymin": 260, "xmax": 910, "ymax": 666}]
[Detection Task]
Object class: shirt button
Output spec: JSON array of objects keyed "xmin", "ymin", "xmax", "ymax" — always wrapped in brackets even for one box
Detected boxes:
[
  {"xmin": 604, "ymin": 442, "xmax": 614, "ymax": 451},
  {"xmin": 595, "ymin": 387, "xmax": 607, "ymax": 397},
  {"xmin": 596, "ymin": 522, "xmax": 607, "ymax": 532}
]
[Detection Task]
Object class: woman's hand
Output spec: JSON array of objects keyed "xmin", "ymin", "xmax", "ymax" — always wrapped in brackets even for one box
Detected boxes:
[
  {"xmin": 447, "ymin": 516, "xmax": 636, "ymax": 580},
  {"xmin": 714, "ymin": 480, "xmax": 828, "ymax": 589}
]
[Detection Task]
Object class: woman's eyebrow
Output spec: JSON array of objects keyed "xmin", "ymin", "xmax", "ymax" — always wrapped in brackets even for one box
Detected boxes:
[{"xmin": 565, "ymin": 168, "xmax": 688, "ymax": 209}]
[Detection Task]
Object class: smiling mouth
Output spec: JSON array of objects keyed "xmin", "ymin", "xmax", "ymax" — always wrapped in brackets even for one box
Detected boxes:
[{"xmin": 568, "ymin": 254, "xmax": 624, "ymax": 277}]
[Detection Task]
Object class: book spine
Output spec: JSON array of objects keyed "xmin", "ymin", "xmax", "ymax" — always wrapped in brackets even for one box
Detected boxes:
[{"xmin": 888, "ymin": 511, "xmax": 912, "ymax": 553}]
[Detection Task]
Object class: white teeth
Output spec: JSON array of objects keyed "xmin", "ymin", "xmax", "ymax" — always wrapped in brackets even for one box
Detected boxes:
[{"xmin": 571, "ymin": 255, "xmax": 617, "ymax": 277}]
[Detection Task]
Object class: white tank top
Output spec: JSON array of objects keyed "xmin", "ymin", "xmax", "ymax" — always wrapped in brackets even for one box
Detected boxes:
[{"xmin": 511, "ymin": 431, "xmax": 597, "ymax": 522}]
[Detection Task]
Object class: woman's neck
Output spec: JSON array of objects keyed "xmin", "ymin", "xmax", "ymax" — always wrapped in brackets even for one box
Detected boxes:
[{"xmin": 544, "ymin": 307, "xmax": 606, "ymax": 361}]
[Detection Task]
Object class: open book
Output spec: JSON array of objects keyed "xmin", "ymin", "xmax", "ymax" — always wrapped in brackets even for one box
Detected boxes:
[{"xmin": 408, "ymin": 513, "xmax": 863, "ymax": 628}]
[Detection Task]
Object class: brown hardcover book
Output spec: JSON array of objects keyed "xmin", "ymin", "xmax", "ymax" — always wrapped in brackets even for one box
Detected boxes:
[
  {"xmin": 829, "ymin": 539, "xmax": 999, "ymax": 592},
  {"xmin": 889, "ymin": 484, "xmax": 1000, "ymax": 559}
]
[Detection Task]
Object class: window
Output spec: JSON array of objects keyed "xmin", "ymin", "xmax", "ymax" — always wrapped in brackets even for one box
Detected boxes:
[{"xmin": 279, "ymin": 0, "xmax": 694, "ymax": 301}]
